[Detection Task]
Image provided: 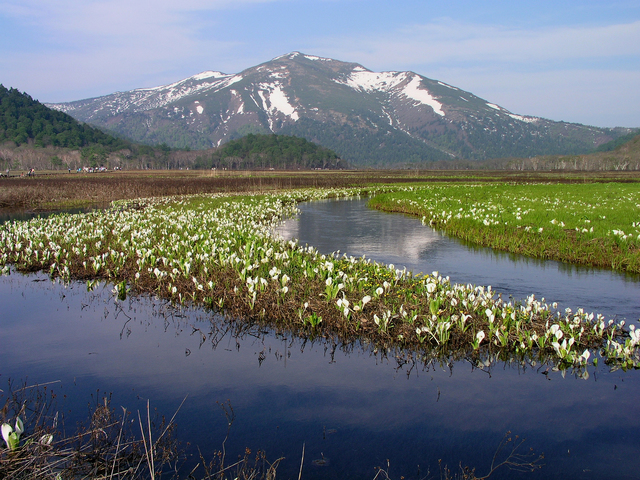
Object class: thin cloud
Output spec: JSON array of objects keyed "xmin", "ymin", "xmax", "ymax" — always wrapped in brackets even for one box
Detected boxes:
[{"xmin": 319, "ymin": 19, "xmax": 640, "ymax": 70}]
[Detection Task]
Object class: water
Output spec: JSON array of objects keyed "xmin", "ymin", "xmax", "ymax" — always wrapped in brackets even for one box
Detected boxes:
[
  {"xmin": 0, "ymin": 206, "xmax": 98, "ymax": 225},
  {"xmin": 276, "ymin": 198, "xmax": 640, "ymax": 322},
  {"xmin": 1, "ymin": 200, "xmax": 640, "ymax": 479}
]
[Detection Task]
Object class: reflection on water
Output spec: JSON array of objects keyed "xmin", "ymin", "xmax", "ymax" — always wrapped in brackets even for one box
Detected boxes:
[{"xmin": 276, "ymin": 198, "xmax": 640, "ymax": 322}]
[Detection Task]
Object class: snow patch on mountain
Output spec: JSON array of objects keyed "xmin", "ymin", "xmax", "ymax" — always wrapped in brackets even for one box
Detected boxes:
[
  {"xmin": 338, "ymin": 70, "xmax": 444, "ymax": 116},
  {"xmin": 192, "ymin": 71, "xmax": 228, "ymax": 81},
  {"xmin": 487, "ymin": 102, "xmax": 538, "ymax": 123},
  {"xmin": 402, "ymin": 76, "xmax": 444, "ymax": 117},
  {"xmin": 303, "ymin": 54, "xmax": 332, "ymax": 62},
  {"xmin": 269, "ymin": 86, "xmax": 298, "ymax": 119},
  {"xmin": 508, "ymin": 113, "xmax": 538, "ymax": 123},
  {"xmin": 339, "ymin": 70, "xmax": 409, "ymax": 92},
  {"xmin": 257, "ymin": 83, "xmax": 299, "ymax": 130},
  {"xmin": 438, "ymin": 81, "xmax": 459, "ymax": 91},
  {"xmin": 49, "ymin": 71, "xmax": 248, "ymax": 119}
]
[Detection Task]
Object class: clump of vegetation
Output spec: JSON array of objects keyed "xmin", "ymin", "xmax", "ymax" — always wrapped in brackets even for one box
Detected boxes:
[
  {"xmin": 193, "ymin": 133, "xmax": 343, "ymax": 170},
  {"xmin": 0, "ymin": 380, "xmax": 178, "ymax": 479},
  {"xmin": 0, "ymin": 381, "xmax": 286, "ymax": 479}
]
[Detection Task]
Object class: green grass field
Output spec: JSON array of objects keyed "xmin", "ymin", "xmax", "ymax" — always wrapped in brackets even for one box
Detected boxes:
[{"xmin": 370, "ymin": 182, "xmax": 640, "ymax": 274}]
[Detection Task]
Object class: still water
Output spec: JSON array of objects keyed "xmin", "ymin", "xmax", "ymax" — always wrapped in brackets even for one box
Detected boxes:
[
  {"xmin": 1, "ymin": 199, "xmax": 639, "ymax": 479},
  {"xmin": 276, "ymin": 199, "xmax": 639, "ymax": 322}
]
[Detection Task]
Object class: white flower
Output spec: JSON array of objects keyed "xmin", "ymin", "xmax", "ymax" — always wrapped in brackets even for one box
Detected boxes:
[
  {"xmin": 2, "ymin": 417, "xmax": 23, "ymax": 450},
  {"xmin": 14, "ymin": 418, "xmax": 23, "ymax": 436},
  {"xmin": 1, "ymin": 423, "xmax": 12, "ymax": 446}
]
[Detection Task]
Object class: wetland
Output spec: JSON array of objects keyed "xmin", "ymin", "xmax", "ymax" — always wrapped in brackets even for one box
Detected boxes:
[{"xmin": 1, "ymin": 174, "xmax": 639, "ymax": 479}]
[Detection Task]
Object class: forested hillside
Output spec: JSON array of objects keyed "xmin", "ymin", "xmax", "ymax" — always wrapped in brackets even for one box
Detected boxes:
[
  {"xmin": 0, "ymin": 85, "xmax": 129, "ymax": 150},
  {"xmin": 193, "ymin": 134, "xmax": 343, "ymax": 170}
]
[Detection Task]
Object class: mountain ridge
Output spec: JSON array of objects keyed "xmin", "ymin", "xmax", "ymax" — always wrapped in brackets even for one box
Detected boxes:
[{"xmin": 47, "ymin": 52, "xmax": 636, "ymax": 166}]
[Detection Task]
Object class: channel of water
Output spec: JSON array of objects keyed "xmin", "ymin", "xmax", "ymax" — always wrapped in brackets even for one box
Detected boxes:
[{"xmin": 1, "ymin": 199, "xmax": 639, "ymax": 479}]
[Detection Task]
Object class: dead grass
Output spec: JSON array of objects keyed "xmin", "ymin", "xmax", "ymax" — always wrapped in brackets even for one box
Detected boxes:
[{"xmin": 2, "ymin": 169, "xmax": 640, "ymax": 212}]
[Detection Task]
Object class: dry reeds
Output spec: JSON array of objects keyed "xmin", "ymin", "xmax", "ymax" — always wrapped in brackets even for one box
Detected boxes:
[{"xmin": 3, "ymin": 169, "xmax": 640, "ymax": 212}]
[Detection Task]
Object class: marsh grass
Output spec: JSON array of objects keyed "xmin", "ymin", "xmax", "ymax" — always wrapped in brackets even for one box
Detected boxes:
[
  {"xmin": 0, "ymin": 377, "xmax": 542, "ymax": 480},
  {"xmin": 0, "ymin": 380, "xmax": 180, "ymax": 479},
  {"xmin": 0, "ymin": 379, "xmax": 296, "ymax": 480},
  {"xmin": 370, "ymin": 182, "xmax": 640, "ymax": 274},
  {"xmin": 0, "ymin": 170, "xmax": 423, "ymax": 210}
]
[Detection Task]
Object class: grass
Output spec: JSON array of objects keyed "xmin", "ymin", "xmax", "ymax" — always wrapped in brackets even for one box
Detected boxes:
[{"xmin": 369, "ymin": 182, "xmax": 640, "ymax": 274}]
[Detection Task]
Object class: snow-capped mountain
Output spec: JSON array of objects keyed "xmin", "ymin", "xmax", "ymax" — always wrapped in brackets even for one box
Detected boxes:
[{"xmin": 48, "ymin": 52, "xmax": 630, "ymax": 166}]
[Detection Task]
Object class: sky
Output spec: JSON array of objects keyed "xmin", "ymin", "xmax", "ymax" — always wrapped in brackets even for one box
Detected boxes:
[{"xmin": 1, "ymin": 0, "xmax": 639, "ymax": 128}]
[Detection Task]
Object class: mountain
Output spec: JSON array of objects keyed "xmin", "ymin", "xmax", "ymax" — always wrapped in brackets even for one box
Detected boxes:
[{"xmin": 47, "ymin": 52, "xmax": 635, "ymax": 167}]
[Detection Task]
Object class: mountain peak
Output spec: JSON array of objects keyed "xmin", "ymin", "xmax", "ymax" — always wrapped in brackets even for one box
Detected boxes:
[{"xmin": 271, "ymin": 52, "xmax": 336, "ymax": 62}]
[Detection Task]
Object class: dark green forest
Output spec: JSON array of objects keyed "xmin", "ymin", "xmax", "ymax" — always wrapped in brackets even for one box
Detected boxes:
[
  {"xmin": 0, "ymin": 85, "xmax": 130, "ymax": 150},
  {"xmin": 193, "ymin": 133, "xmax": 343, "ymax": 170},
  {"xmin": 595, "ymin": 131, "xmax": 640, "ymax": 152}
]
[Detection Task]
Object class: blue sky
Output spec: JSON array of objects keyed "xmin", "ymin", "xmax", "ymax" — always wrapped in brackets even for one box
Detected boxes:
[{"xmin": 1, "ymin": 0, "xmax": 639, "ymax": 127}]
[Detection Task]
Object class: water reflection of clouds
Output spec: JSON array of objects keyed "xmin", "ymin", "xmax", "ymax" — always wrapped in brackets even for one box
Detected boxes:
[{"xmin": 275, "ymin": 204, "xmax": 444, "ymax": 269}]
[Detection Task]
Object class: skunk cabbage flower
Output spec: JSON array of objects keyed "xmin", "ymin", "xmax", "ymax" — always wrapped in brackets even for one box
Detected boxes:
[
  {"xmin": 2, "ymin": 417, "xmax": 23, "ymax": 450},
  {"xmin": 1, "ymin": 423, "xmax": 12, "ymax": 448}
]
